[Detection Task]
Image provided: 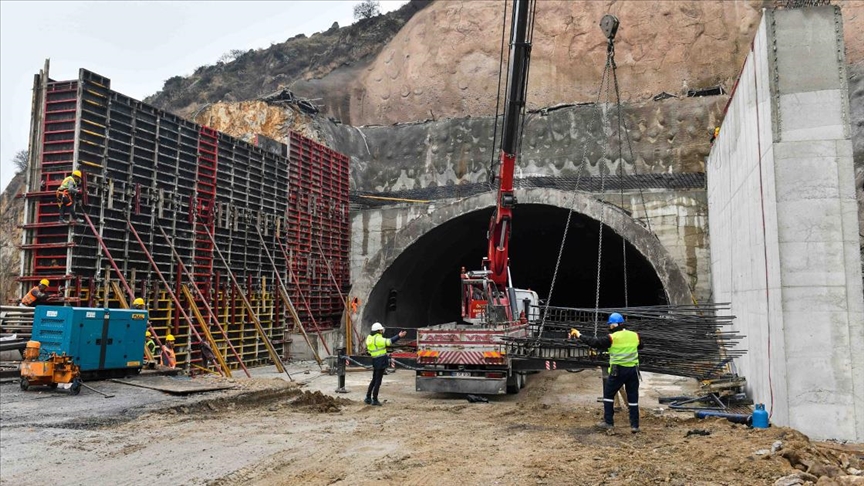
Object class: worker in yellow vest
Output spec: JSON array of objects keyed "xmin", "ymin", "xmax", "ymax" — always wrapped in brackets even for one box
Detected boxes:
[
  {"xmin": 365, "ymin": 322, "xmax": 406, "ymax": 406},
  {"xmin": 56, "ymin": 169, "xmax": 83, "ymax": 224},
  {"xmin": 571, "ymin": 312, "xmax": 643, "ymax": 433},
  {"xmin": 20, "ymin": 279, "xmax": 51, "ymax": 307}
]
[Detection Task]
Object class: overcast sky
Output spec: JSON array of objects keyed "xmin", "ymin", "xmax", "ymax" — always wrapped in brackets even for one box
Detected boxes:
[{"xmin": 0, "ymin": 0, "xmax": 409, "ymax": 192}]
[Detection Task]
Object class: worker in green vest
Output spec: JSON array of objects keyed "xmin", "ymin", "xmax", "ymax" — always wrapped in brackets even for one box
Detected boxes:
[
  {"xmin": 56, "ymin": 169, "xmax": 83, "ymax": 224},
  {"xmin": 365, "ymin": 322, "xmax": 406, "ymax": 406},
  {"xmin": 570, "ymin": 312, "xmax": 643, "ymax": 433}
]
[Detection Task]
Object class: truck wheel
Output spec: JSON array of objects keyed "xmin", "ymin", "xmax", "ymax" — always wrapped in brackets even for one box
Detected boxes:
[
  {"xmin": 506, "ymin": 374, "xmax": 520, "ymax": 395},
  {"xmin": 519, "ymin": 373, "xmax": 526, "ymax": 389},
  {"xmin": 20, "ymin": 378, "xmax": 29, "ymax": 391},
  {"xmin": 70, "ymin": 378, "xmax": 81, "ymax": 396}
]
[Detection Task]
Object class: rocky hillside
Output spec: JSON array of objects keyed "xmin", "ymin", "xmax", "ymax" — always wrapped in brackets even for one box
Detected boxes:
[
  {"xmin": 145, "ymin": 0, "xmax": 432, "ymax": 122},
  {"xmin": 0, "ymin": 172, "xmax": 25, "ymax": 303},
  {"xmin": 148, "ymin": 0, "xmax": 863, "ymax": 128}
]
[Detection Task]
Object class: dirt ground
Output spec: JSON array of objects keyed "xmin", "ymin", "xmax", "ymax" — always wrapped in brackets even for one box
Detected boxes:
[{"xmin": 1, "ymin": 363, "xmax": 861, "ymax": 486}]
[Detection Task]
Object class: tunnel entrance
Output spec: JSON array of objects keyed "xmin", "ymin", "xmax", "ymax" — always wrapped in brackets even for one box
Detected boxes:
[{"xmin": 365, "ymin": 204, "xmax": 667, "ymax": 329}]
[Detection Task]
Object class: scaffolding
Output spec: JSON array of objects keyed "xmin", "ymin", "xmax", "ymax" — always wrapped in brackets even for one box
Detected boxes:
[{"xmin": 19, "ymin": 64, "xmax": 350, "ymax": 371}]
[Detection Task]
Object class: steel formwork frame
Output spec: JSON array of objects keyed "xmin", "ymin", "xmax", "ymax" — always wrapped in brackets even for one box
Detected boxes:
[{"xmin": 19, "ymin": 66, "xmax": 350, "ymax": 371}]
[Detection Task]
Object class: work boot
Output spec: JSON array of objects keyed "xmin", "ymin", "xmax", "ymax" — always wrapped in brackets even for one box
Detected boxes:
[
  {"xmin": 364, "ymin": 397, "xmax": 372, "ymax": 405},
  {"xmin": 371, "ymin": 399, "xmax": 382, "ymax": 406},
  {"xmin": 596, "ymin": 421, "xmax": 613, "ymax": 430},
  {"xmin": 631, "ymin": 427, "xmax": 640, "ymax": 434}
]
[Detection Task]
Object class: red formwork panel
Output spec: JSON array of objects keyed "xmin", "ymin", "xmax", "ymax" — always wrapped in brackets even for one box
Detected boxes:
[
  {"xmin": 192, "ymin": 126, "xmax": 218, "ymax": 326},
  {"xmin": 286, "ymin": 132, "xmax": 350, "ymax": 331},
  {"xmin": 21, "ymin": 79, "xmax": 81, "ymax": 296}
]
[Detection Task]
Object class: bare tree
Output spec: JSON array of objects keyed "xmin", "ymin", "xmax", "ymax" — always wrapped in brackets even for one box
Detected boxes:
[
  {"xmin": 218, "ymin": 49, "xmax": 246, "ymax": 64},
  {"xmin": 353, "ymin": 0, "xmax": 380, "ymax": 20},
  {"xmin": 12, "ymin": 149, "xmax": 28, "ymax": 173}
]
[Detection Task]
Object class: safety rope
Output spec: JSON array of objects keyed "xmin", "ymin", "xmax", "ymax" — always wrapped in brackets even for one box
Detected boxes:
[{"xmin": 339, "ymin": 354, "xmax": 423, "ymax": 372}]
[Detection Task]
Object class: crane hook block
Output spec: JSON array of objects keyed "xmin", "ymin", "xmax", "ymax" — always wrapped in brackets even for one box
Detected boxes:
[{"xmin": 600, "ymin": 14, "xmax": 619, "ymax": 41}]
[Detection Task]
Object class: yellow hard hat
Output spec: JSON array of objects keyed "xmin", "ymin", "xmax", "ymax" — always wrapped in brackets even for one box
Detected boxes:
[
  {"xmin": 39, "ymin": 279, "xmax": 49, "ymax": 287},
  {"xmin": 166, "ymin": 334, "xmax": 175, "ymax": 342},
  {"xmin": 145, "ymin": 331, "xmax": 151, "ymax": 337},
  {"xmin": 72, "ymin": 169, "xmax": 82, "ymax": 178},
  {"xmin": 133, "ymin": 297, "xmax": 145, "ymax": 307}
]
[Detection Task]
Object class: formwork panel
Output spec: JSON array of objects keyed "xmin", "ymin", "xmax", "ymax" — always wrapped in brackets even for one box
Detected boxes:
[{"xmin": 20, "ymin": 67, "xmax": 350, "ymax": 371}]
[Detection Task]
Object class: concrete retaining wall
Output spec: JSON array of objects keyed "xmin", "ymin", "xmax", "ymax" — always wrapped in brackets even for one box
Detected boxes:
[{"xmin": 707, "ymin": 6, "xmax": 864, "ymax": 442}]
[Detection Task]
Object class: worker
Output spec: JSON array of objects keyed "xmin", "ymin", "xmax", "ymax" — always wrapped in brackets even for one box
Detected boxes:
[
  {"xmin": 364, "ymin": 322, "xmax": 406, "ymax": 406},
  {"xmin": 56, "ymin": 169, "xmax": 83, "ymax": 224},
  {"xmin": 350, "ymin": 297, "xmax": 360, "ymax": 315},
  {"xmin": 570, "ymin": 312, "xmax": 643, "ymax": 433},
  {"xmin": 20, "ymin": 279, "xmax": 50, "ymax": 307},
  {"xmin": 132, "ymin": 297, "xmax": 146, "ymax": 310},
  {"xmin": 709, "ymin": 126, "xmax": 720, "ymax": 145},
  {"xmin": 161, "ymin": 334, "xmax": 177, "ymax": 369},
  {"xmin": 144, "ymin": 331, "xmax": 158, "ymax": 367},
  {"xmin": 471, "ymin": 284, "xmax": 484, "ymax": 300}
]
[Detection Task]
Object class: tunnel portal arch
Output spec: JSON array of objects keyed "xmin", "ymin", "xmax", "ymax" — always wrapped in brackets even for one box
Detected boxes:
[{"xmin": 355, "ymin": 189, "xmax": 692, "ymax": 334}]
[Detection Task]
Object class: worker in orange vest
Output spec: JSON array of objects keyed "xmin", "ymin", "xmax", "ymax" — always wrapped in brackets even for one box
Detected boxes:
[
  {"xmin": 161, "ymin": 334, "xmax": 177, "ymax": 369},
  {"xmin": 56, "ymin": 169, "xmax": 83, "ymax": 224},
  {"xmin": 20, "ymin": 279, "xmax": 51, "ymax": 307}
]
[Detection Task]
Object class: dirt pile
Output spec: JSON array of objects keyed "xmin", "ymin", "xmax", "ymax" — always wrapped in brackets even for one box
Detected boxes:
[{"xmin": 287, "ymin": 390, "xmax": 350, "ymax": 413}]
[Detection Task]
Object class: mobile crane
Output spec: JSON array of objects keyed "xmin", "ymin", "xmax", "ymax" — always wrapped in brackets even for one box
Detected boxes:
[{"xmin": 414, "ymin": 0, "xmax": 541, "ymax": 395}]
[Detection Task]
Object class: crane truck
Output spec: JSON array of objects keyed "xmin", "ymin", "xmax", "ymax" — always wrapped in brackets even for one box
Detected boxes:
[{"xmin": 414, "ymin": 0, "xmax": 542, "ymax": 395}]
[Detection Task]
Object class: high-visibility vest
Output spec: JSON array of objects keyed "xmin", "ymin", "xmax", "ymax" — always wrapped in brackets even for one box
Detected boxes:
[
  {"xmin": 145, "ymin": 340, "xmax": 157, "ymax": 359},
  {"xmin": 366, "ymin": 333, "xmax": 390, "ymax": 358},
  {"xmin": 57, "ymin": 176, "xmax": 77, "ymax": 195},
  {"xmin": 20, "ymin": 287, "xmax": 42, "ymax": 306},
  {"xmin": 161, "ymin": 346, "xmax": 176, "ymax": 368},
  {"xmin": 608, "ymin": 329, "xmax": 639, "ymax": 372}
]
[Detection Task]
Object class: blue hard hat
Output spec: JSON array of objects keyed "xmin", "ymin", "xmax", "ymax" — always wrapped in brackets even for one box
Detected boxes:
[{"xmin": 608, "ymin": 312, "xmax": 624, "ymax": 324}]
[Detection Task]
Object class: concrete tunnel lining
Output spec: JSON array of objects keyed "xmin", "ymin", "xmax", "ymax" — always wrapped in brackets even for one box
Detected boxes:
[{"xmin": 352, "ymin": 188, "xmax": 693, "ymax": 335}]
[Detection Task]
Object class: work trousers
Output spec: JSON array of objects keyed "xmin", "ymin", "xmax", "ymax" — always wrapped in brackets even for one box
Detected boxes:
[
  {"xmin": 58, "ymin": 193, "xmax": 77, "ymax": 221},
  {"xmin": 366, "ymin": 367, "xmax": 386, "ymax": 400},
  {"xmin": 603, "ymin": 365, "xmax": 639, "ymax": 427}
]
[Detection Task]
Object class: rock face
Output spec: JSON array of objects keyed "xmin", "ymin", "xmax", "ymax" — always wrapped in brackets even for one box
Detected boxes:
[
  {"xmin": 1, "ymin": 172, "xmax": 25, "ymax": 303},
  {"xmin": 352, "ymin": 0, "xmax": 754, "ymax": 124},
  {"xmin": 352, "ymin": 0, "xmax": 863, "ymax": 125},
  {"xmin": 146, "ymin": 1, "xmax": 863, "ymax": 128}
]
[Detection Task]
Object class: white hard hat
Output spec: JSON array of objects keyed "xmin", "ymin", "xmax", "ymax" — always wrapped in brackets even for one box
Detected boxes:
[{"xmin": 371, "ymin": 322, "xmax": 384, "ymax": 332}]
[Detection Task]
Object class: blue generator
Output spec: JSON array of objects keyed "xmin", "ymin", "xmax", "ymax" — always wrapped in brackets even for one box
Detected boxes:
[{"xmin": 32, "ymin": 306, "xmax": 148, "ymax": 376}]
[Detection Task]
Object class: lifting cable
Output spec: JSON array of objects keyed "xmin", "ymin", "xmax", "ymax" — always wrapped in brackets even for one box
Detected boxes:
[
  {"xmin": 487, "ymin": 0, "xmax": 510, "ymax": 190},
  {"xmin": 537, "ymin": 15, "xmax": 617, "ymax": 339},
  {"xmin": 513, "ymin": 0, "xmax": 538, "ymax": 159}
]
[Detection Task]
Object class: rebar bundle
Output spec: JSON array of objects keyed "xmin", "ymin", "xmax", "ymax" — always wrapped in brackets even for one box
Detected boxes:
[{"xmin": 504, "ymin": 304, "xmax": 744, "ymax": 380}]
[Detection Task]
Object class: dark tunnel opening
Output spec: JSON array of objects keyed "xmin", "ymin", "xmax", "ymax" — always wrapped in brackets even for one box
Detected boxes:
[{"xmin": 365, "ymin": 204, "xmax": 667, "ymax": 330}]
